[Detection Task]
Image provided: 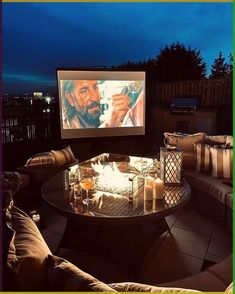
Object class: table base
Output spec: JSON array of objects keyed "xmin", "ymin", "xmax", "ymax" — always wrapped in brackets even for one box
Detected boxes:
[{"xmin": 57, "ymin": 218, "xmax": 170, "ymax": 273}]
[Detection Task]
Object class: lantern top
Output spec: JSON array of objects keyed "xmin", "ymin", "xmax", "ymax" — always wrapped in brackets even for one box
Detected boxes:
[{"xmin": 160, "ymin": 146, "xmax": 183, "ymax": 153}]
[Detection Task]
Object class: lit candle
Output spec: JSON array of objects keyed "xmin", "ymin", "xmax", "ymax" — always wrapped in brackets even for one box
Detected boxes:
[
  {"xmin": 32, "ymin": 214, "xmax": 40, "ymax": 225},
  {"xmin": 153, "ymin": 178, "xmax": 164, "ymax": 199},
  {"xmin": 144, "ymin": 176, "xmax": 154, "ymax": 201}
]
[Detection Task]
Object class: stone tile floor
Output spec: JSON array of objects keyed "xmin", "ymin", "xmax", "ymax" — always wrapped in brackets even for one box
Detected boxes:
[{"xmin": 39, "ymin": 201, "xmax": 232, "ymax": 284}]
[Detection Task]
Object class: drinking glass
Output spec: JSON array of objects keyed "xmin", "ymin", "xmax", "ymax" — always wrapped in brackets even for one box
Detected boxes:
[{"xmin": 80, "ymin": 175, "xmax": 95, "ymax": 205}]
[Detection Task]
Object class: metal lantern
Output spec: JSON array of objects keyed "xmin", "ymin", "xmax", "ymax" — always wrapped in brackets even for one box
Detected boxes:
[{"xmin": 160, "ymin": 147, "xmax": 183, "ymax": 186}]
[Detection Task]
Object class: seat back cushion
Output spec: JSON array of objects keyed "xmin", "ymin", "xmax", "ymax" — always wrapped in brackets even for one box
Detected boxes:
[
  {"xmin": 210, "ymin": 147, "xmax": 233, "ymax": 178},
  {"xmin": 204, "ymin": 135, "xmax": 226, "ymax": 145},
  {"xmin": 225, "ymin": 136, "xmax": 233, "ymax": 147},
  {"xmin": 51, "ymin": 145, "xmax": 76, "ymax": 167},
  {"xmin": 7, "ymin": 206, "xmax": 51, "ymax": 291},
  {"xmin": 47, "ymin": 254, "xmax": 117, "ymax": 292},
  {"xmin": 164, "ymin": 132, "xmax": 205, "ymax": 168},
  {"xmin": 194, "ymin": 143, "xmax": 211, "ymax": 173},
  {"xmin": 109, "ymin": 282, "xmax": 202, "ymax": 292}
]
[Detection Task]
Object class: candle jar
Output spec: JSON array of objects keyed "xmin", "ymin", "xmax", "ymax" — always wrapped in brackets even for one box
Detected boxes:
[
  {"xmin": 153, "ymin": 177, "xmax": 164, "ymax": 199},
  {"xmin": 144, "ymin": 176, "xmax": 154, "ymax": 201}
]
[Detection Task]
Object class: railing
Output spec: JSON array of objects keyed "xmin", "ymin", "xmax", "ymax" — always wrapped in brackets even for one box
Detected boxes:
[{"xmin": 2, "ymin": 103, "xmax": 57, "ymax": 143}]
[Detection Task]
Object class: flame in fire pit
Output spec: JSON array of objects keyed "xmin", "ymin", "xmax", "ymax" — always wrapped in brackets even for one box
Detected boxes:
[{"xmin": 91, "ymin": 161, "xmax": 132, "ymax": 196}]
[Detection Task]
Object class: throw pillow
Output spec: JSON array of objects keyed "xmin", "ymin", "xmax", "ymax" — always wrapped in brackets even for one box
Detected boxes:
[
  {"xmin": 194, "ymin": 143, "xmax": 211, "ymax": 173},
  {"xmin": 7, "ymin": 206, "xmax": 51, "ymax": 291},
  {"xmin": 204, "ymin": 135, "xmax": 226, "ymax": 145},
  {"xmin": 25, "ymin": 151, "xmax": 55, "ymax": 167},
  {"xmin": 47, "ymin": 255, "xmax": 116, "ymax": 292},
  {"xmin": 51, "ymin": 145, "xmax": 76, "ymax": 167},
  {"xmin": 164, "ymin": 132, "xmax": 205, "ymax": 168},
  {"xmin": 210, "ymin": 147, "xmax": 233, "ymax": 178}
]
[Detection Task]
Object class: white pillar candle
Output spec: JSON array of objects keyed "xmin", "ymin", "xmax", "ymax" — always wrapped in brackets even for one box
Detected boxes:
[
  {"xmin": 153, "ymin": 178, "xmax": 164, "ymax": 199},
  {"xmin": 144, "ymin": 176, "xmax": 154, "ymax": 201},
  {"xmin": 144, "ymin": 200, "xmax": 153, "ymax": 214}
]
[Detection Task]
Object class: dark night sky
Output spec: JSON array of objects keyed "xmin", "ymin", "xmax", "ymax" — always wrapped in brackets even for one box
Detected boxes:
[{"xmin": 2, "ymin": 2, "xmax": 232, "ymax": 94}]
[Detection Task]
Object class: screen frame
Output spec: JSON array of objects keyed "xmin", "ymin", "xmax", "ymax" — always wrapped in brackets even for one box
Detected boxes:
[{"xmin": 57, "ymin": 68, "xmax": 146, "ymax": 139}]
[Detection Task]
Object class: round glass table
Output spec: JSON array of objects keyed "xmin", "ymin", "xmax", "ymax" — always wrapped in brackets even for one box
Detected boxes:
[{"xmin": 41, "ymin": 154, "xmax": 191, "ymax": 272}]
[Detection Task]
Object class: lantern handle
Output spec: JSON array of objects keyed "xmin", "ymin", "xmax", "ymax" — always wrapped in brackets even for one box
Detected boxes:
[{"xmin": 164, "ymin": 137, "xmax": 178, "ymax": 150}]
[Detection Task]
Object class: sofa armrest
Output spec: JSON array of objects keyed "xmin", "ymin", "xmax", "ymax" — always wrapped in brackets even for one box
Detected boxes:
[{"xmin": 17, "ymin": 159, "xmax": 79, "ymax": 185}]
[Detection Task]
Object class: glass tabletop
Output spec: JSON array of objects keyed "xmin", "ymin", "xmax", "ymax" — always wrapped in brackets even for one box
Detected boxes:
[{"xmin": 41, "ymin": 153, "xmax": 190, "ymax": 223}]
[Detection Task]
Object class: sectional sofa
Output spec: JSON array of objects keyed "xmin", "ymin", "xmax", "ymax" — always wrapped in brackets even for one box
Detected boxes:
[
  {"xmin": 163, "ymin": 132, "xmax": 233, "ymax": 232},
  {"xmin": 4, "ymin": 132, "xmax": 233, "ymax": 292},
  {"xmin": 5, "ymin": 204, "xmax": 233, "ymax": 292}
]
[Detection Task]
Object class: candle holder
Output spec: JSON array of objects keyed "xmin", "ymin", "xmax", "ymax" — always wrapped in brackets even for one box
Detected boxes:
[{"xmin": 160, "ymin": 147, "xmax": 183, "ymax": 186}]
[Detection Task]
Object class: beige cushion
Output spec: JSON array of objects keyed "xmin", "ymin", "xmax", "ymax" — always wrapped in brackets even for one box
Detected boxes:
[
  {"xmin": 159, "ymin": 271, "xmax": 227, "ymax": 292},
  {"xmin": 194, "ymin": 143, "xmax": 211, "ymax": 173},
  {"xmin": 207, "ymin": 254, "xmax": 232, "ymax": 287},
  {"xmin": 184, "ymin": 169, "xmax": 204, "ymax": 186},
  {"xmin": 109, "ymin": 282, "xmax": 201, "ymax": 292},
  {"xmin": 164, "ymin": 132, "xmax": 205, "ymax": 168},
  {"xmin": 226, "ymin": 136, "xmax": 233, "ymax": 147},
  {"xmin": 210, "ymin": 147, "xmax": 233, "ymax": 178},
  {"xmin": 160, "ymin": 254, "xmax": 232, "ymax": 292},
  {"xmin": 7, "ymin": 206, "xmax": 51, "ymax": 291},
  {"xmin": 51, "ymin": 145, "xmax": 76, "ymax": 167},
  {"xmin": 204, "ymin": 135, "xmax": 226, "ymax": 145},
  {"xmin": 193, "ymin": 174, "xmax": 232, "ymax": 205},
  {"xmin": 47, "ymin": 255, "xmax": 117, "ymax": 291},
  {"xmin": 25, "ymin": 151, "xmax": 55, "ymax": 167},
  {"xmin": 225, "ymin": 282, "xmax": 233, "ymax": 292}
]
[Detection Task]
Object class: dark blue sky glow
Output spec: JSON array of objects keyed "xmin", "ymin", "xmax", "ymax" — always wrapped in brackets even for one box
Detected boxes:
[{"xmin": 2, "ymin": 2, "xmax": 232, "ymax": 94}]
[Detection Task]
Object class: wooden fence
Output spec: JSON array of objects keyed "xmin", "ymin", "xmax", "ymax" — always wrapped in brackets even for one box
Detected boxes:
[
  {"xmin": 154, "ymin": 78, "xmax": 232, "ymax": 134},
  {"xmin": 155, "ymin": 78, "xmax": 232, "ymax": 106}
]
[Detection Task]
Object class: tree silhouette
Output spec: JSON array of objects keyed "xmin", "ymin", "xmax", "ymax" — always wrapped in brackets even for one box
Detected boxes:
[
  {"xmin": 226, "ymin": 54, "xmax": 233, "ymax": 79},
  {"xmin": 154, "ymin": 43, "xmax": 206, "ymax": 82},
  {"xmin": 210, "ymin": 51, "xmax": 229, "ymax": 79},
  {"xmin": 115, "ymin": 42, "xmax": 207, "ymax": 82}
]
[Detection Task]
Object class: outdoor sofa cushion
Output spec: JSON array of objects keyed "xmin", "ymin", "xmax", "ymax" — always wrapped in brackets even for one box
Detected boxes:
[
  {"xmin": 164, "ymin": 132, "xmax": 205, "ymax": 169},
  {"xmin": 109, "ymin": 282, "xmax": 201, "ymax": 292},
  {"xmin": 47, "ymin": 254, "xmax": 117, "ymax": 292},
  {"xmin": 184, "ymin": 170, "xmax": 232, "ymax": 206},
  {"xmin": 7, "ymin": 206, "xmax": 51, "ymax": 291}
]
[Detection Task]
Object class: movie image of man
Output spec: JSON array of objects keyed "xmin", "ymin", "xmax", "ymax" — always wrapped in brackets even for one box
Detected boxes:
[{"xmin": 62, "ymin": 79, "xmax": 144, "ymax": 129}]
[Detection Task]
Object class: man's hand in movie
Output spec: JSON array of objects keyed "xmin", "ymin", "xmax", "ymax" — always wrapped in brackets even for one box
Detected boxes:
[{"xmin": 104, "ymin": 94, "xmax": 130, "ymax": 127}]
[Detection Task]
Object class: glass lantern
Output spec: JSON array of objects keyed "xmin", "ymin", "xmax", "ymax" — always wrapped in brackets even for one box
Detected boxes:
[{"xmin": 160, "ymin": 147, "xmax": 183, "ymax": 186}]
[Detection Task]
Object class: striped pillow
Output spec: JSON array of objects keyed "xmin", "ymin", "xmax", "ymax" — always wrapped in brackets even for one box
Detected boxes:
[
  {"xmin": 47, "ymin": 255, "xmax": 116, "ymax": 292},
  {"xmin": 25, "ymin": 152, "xmax": 55, "ymax": 167},
  {"xmin": 210, "ymin": 147, "xmax": 233, "ymax": 178},
  {"xmin": 51, "ymin": 146, "xmax": 76, "ymax": 167},
  {"xmin": 204, "ymin": 135, "xmax": 226, "ymax": 145},
  {"xmin": 194, "ymin": 143, "xmax": 211, "ymax": 173}
]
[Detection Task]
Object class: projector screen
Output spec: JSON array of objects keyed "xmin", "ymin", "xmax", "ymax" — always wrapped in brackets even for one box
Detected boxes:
[{"xmin": 57, "ymin": 69, "xmax": 145, "ymax": 139}]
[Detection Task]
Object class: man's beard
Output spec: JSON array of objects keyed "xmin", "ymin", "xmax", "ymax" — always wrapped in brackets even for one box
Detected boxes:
[{"xmin": 80, "ymin": 101, "xmax": 101, "ymax": 127}]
